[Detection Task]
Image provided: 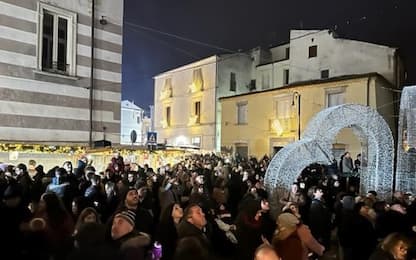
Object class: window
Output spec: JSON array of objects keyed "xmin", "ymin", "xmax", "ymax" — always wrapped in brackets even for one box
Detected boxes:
[
  {"xmin": 191, "ymin": 68, "xmax": 204, "ymax": 92},
  {"xmin": 195, "ymin": 101, "xmax": 201, "ymax": 124},
  {"xmin": 283, "ymin": 69, "xmax": 289, "ymax": 85},
  {"xmin": 161, "ymin": 78, "xmax": 173, "ymax": 99},
  {"xmin": 237, "ymin": 102, "xmax": 248, "ymax": 124},
  {"xmin": 230, "ymin": 72, "xmax": 236, "ymax": 91},
  {"xmin": 321, "ymin": 70, "xmax": 329, "ymax": 79},
  {"xmin": 262, "ymin": 72, "xmax": 270, "ymax": 89},
  {"xmin": 276, "ymin": 98, "xmax": 292, "ymax": 120},
  {"xmin": 137, "ymin": 116, "xmax": 141, "ymax": 124},
  {"xmin": 327, "ymin": 92, "xmax": 345, "ymax": 107},
  {"xmin": 248, "ymin": 79, "xmax": 256, "ymax": 91},
  {"xmin": 38, "ymin": 3, "xmax": 77, "ymax": 75},
  {"xmin": 308, "ymin": 45, "xmax": 317, "ymax": 58},
  {"xmin": 191, "ymin": 137, "xmax": 201, "ymax": 147},
  {"xmin": 166, "ymin": 106, "xmax": 171, "ymax": 127},
  {"xmin": 285, "ymin": 47, "xmax": 290, "ymax": 59},
  {"xmin": 275, "ymin": 95, "xmax": 293, "ymax": 132}
]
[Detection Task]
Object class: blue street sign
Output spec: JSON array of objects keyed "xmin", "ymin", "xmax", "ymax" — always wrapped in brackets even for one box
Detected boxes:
[{"xmin": 147, "ymin": 132, "xmax": 157, "ymax": 145}]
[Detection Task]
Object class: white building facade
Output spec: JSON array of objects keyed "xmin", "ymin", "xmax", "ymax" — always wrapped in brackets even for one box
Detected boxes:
[
  {"xmin": 120, "ymin": 100, "xmax": 146, "ymax": 145},
  {"xmin": 0, "ymin": 0, "xmax": 123, "ymax": 146},
  {"xmin": 153, "ymin": 29, "xmax": 404, "ymax": 152},
  {"xmin": 154, "ymin": 56, "xmax": 217, "ymax": 151},
  {"xmin": 256, "ymin": 30, "xmax": 404, "ymax": 91}
]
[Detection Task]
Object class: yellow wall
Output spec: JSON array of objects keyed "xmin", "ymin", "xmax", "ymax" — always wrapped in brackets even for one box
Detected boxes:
[{"xmin": 220, "ymin": 75, "xmax": 395, "ymax": 159}]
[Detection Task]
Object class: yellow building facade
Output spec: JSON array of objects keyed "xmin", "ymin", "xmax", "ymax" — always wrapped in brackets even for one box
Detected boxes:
[{"xmin": 220, "ymin": 73, "xmax": 398, "ymax": 160}]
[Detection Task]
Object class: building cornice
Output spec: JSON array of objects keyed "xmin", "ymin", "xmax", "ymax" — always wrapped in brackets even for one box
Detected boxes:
[{"xmin": 219, "ymin": 73, "xmax": 391, "ymax": 101}]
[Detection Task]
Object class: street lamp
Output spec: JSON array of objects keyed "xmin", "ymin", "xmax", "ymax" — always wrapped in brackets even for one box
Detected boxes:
[{"xmin": 292, "ymin": 91, "xmax": 301, "ymax": 140}]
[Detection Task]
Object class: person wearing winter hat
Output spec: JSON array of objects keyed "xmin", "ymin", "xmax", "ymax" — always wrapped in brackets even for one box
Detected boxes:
[
  {"xmin": 111, "ymin": 210, "xmax": 136, "ymax": 239},
  {"xmin": 277, "ymin": 213, "xmax": 300, "ymax": 232},
  {"xmin": 117, "ymin": 187, "xmax": 154, "ymax": 236},
  {"xmin": 110, "ymin": 209, "xmax": 151, "ymax": 260},
  {"xmin": 273, "ymin": 213, "xmax": 324, "ymax": 260}
]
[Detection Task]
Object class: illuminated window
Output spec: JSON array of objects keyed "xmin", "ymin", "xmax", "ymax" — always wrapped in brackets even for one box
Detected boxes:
[
  {"xmin": 160, "ymin": 78, "xmax": 173, "ymax": 99},
  {"xmin": 191, "ymin": 68, "xmax": 204, "ymax": 92},
  {"xmin": 274, "ymin": 95, "xmax": 294, "ymax": 132},
  {"xmin": 191, "ymin": 137, "xmax": 201, "ymax": 147}
]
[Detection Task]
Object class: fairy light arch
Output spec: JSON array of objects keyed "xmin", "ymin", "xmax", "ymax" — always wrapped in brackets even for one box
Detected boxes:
[{"xmin": 265, "ymin": 104, "xmax": 394, "ymax": 210}]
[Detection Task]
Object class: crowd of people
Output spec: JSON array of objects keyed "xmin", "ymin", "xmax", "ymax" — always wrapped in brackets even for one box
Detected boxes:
[{"xmin": 0, "ymin": 151, "xmax": 415, "ymax": 260}]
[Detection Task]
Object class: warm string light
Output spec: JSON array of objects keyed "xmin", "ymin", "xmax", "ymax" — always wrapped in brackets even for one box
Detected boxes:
[
  {"xmin": 0, "ymin": 143, "xmax": 189, "ymax": 171},
  {"xmin": 0, "ymin": 143, "xmax": 85, "ymax": 154},
  {"xmin": 265, "ymin": 104, "xmax": 394, "ymax": 211}
]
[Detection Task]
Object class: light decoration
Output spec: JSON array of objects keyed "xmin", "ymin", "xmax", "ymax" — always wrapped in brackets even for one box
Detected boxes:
[
  {"xmin": 188, "ymin": 83, "xmax": 199, "ymax": 93},
  {"xmin": 160, "ymin": 87, "xmax": 172, "ymax": 100},
  {"xmin": 160, "ymin": 119, "xmax": 168, "ymax": 128},
  {"xmin": 396, "ymin": 86, "xmax": 416, "ymax": 193},
  {"xmin": 174, "ymin": 135, "xmax": 189, "ymax": 146},
  {"xmin": 271, "ymin": 119, "xmax": 284, "ymax": 136},
  {"xmin": 160, "ymin": 78, "xmax": 173, "ymax": 100},
  {"xmin": 264, "ymin": 104, "xmax": 394, "ymax": 212},
  {"xmin": 188, "ymin": 115, "xmax": 199, "ymax": 126},
  {"xmin": 189, "ymin": 69, "xmax": 204, "ymax": 93},
  {"xmin": 0, "ymin": 143, "xmax": 85, "ymax": 154}
]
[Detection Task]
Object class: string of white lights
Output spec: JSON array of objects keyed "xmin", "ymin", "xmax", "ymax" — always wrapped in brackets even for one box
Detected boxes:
[
  {"xmin": 264, "ymin": 104, "xmax": 394, "ymax": 213},
  {"xmin": 396, "ymin": 86, "xmax": 416, "ymax": 193}
]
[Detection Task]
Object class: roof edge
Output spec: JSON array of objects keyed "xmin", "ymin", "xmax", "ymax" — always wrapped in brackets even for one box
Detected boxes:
[{"xmin": 219, "ymin": 73, "xmax": 388, "ymax": 100}]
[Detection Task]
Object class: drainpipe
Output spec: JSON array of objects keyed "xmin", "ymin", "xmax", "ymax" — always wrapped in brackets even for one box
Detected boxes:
[
  {"xmin": 89, "ymin": 0, "xmax": 95, "ymax": 148},
  {"xmin": 297, "ymin": 94, "xmax": 301, "ymax": 140},
  {"xmin": 214, "ymin": 56, "xmax": 219, "ymax": 152},
  {"xmin": 366, "ymin": 75, "xmax": 371, "ymax": 107}
]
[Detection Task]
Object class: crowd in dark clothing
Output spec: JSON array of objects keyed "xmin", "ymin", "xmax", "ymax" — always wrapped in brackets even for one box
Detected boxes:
[{"xmin": 0, "ymin": 151, "xmax": 415, "ymax": 260}]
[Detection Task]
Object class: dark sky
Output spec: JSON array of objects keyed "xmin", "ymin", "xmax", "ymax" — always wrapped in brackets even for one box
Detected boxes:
[{"xmin": 122, "ymin": 0, "xmax": 415, "ymax": 111}]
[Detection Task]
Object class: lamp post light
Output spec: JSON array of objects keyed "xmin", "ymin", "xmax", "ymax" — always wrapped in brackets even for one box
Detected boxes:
[{"xmin": 292, "ymin": 91, "xmax": 301, "ymax": 140}]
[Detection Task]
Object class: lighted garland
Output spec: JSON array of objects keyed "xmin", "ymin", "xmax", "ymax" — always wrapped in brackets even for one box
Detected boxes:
[
  {"xmin": 265, "ymin": 104, "xmax": 394, "ymax": 211},
  {"xmin": 396, "ymin": 86, "xmax": 416, "ymax": 193},
  {"xmin": 0, "ymin": 143, "xmax": 86, "ymax": 154}
]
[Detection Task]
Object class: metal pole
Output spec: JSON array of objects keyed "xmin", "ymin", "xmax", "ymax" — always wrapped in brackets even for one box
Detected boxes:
[
  {"xmin": 89, "ymin": 0, "xmax": 95, "ymax": 148},
  {"xmin": 298, "ymin": 94, "xmax": 301, "ymax": 140}
]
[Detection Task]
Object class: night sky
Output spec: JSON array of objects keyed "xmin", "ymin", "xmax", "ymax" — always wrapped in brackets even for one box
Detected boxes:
[{"xmin": 122, "ymin": 0, "xmax": 415, "ymax": 111}]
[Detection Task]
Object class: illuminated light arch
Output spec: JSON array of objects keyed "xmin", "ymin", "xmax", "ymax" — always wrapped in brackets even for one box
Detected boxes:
[
  {"xmin": 265, "ymin": 104, "xmax": 394, "ymax": 211},
  {"xmin": 396, "ymin": 86, "xmax": 416, "ymax": 193}
]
